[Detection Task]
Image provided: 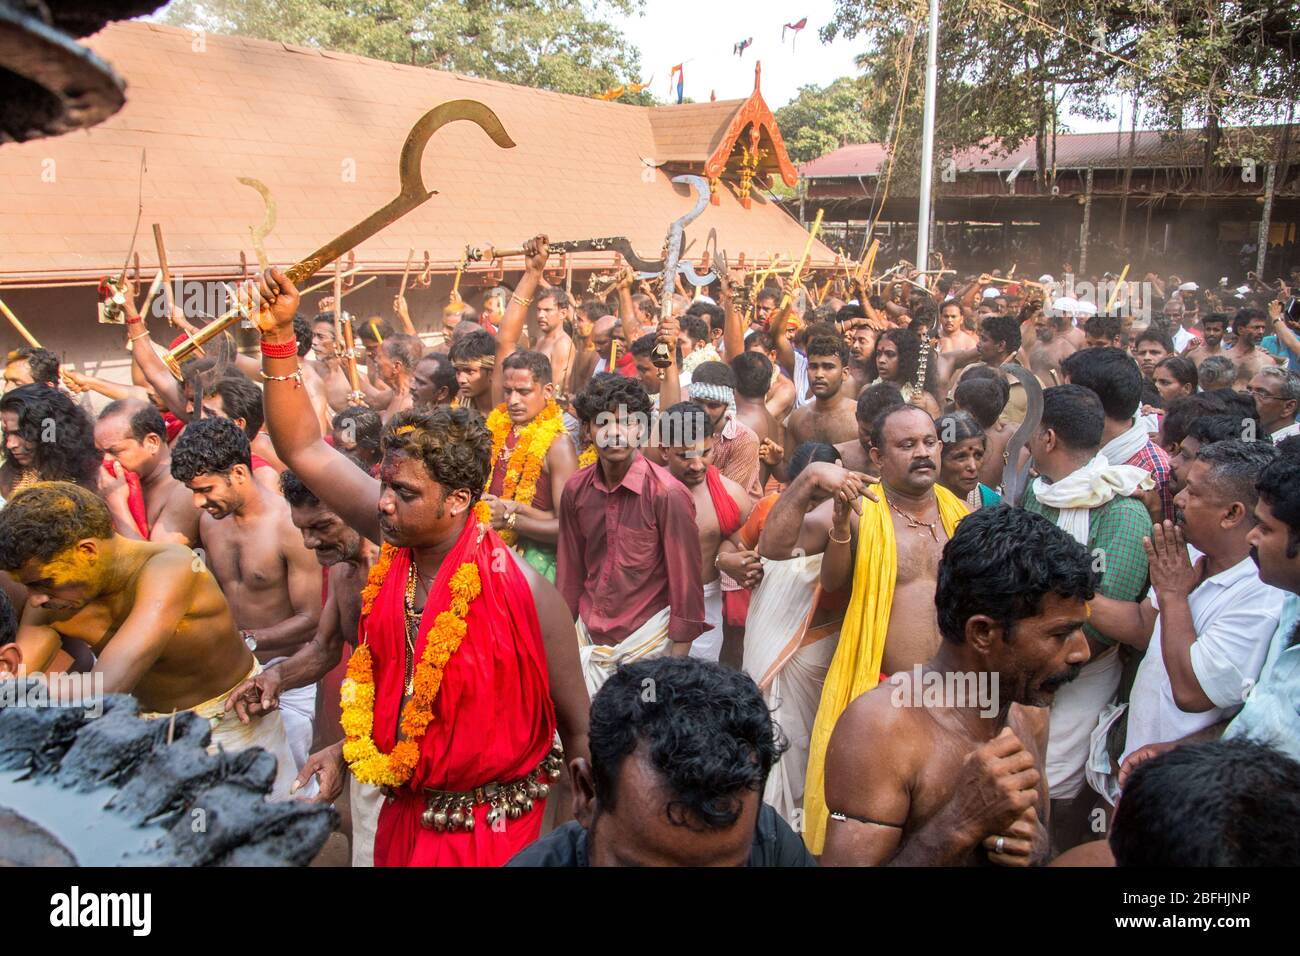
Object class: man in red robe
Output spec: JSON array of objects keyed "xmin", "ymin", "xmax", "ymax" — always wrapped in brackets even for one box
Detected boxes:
[{"xmin": 253, "ymin": 266, "xmax": 590, "ymax": 867}]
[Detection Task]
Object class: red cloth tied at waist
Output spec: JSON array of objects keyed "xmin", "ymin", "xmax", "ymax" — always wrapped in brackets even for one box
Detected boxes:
[{"xmin": 364, "ymin": 518, "xmax": 556, "ymax": 867}]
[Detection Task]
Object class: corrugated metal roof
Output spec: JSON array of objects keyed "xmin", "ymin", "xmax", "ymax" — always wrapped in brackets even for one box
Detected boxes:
[{"xmin": 801, "ymin": 127, "xmax": 1299, "ymax": 179}]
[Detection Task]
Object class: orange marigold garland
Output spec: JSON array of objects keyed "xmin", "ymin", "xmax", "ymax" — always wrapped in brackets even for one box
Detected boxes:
[
  {"xmin": 578, "ymin": 444, "xmax": 597, "ymax": 468},
  {"xmin": 340, "ymin": 513, "xmax": 487, "ymax": 789},
  {"xmin": 484, "ymin": 400, "xmax": 567, "ymax": 546}
]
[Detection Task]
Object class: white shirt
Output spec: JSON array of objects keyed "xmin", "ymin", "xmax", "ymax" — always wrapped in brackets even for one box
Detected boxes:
[
  {"xmin": 1271, "ymin": 421, "xmax": 1300, "ymax": 443},
  {"xmin": 1124, "ymin": 552, "xmax": 1284, "ymax": 762},
  {"xmin": 1172, "ymin": 325, "xmax": 1200, "ymax": 352}
]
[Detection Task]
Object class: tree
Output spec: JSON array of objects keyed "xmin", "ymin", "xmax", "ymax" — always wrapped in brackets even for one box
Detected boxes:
[
  {"xmin": 819, "ymin": 0, "xmax": 1300, "ymax": 191},
  {"xmin": 775, "ymin": 77, "xmax": 881, "ymax": 164},
  {"xmin": 163, "ymin": 0, "xmax": 654, "ymax": 102}
]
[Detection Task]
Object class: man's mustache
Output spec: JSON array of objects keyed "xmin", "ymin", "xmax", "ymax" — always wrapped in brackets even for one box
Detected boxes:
[
  {"xmin": 1042, "ymin": 663, "xmax": 1082, "ymax": 690},
  {"xmin": 910, "ymin": 460, "xmax": 936, "ymax": 471}
]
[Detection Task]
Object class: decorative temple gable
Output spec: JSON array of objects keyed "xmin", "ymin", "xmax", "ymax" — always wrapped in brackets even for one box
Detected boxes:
[{"xmin": 702, "ymin": 64, "xmax": 799, "ymax": 209}]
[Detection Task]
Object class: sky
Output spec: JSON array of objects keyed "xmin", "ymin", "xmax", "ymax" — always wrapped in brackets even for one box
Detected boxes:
[{"xmin": 612, "ymin": 0, "xmax": 1123, "ymax": 133}]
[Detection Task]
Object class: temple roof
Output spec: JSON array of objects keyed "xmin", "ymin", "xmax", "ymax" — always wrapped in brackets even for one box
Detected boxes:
[{"xmin": 0, "ymin": 21, "xmax": 830, "ymax": 284}]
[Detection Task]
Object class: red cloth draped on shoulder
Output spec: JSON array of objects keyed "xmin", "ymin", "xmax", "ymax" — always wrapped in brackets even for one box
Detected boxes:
[
  {"xmin": 705, "ymin": 466, "xmax": 741, "ymax": 538},
  {"xmin": 365, "ymin": 517, "xmax": 556, "ymax": 867},
  {"xmin": 161, "ymin": 411, "xmax": 185, "ymax": 444},
  {"xmin": 707, "ymin": 465, "xmax": 750, "ymax": 628}
]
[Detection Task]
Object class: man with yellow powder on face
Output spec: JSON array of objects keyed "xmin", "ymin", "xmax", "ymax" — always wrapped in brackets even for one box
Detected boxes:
[{"xmin": 0, "ymin": 481, "xmax": 298, "ymax": 796}]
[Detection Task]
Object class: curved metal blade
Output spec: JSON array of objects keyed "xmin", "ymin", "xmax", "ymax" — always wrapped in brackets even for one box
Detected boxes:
[
  {"xmin": 237, "ymin": 176, "xmax": 277, "ymax": 271},
  {"xmin": 1000, "ymin": 362, "xmax": 1043, "ymax": 507},
  {"xmin": 286, "ymin": 99, "xmax": 515, "ymax": 285}
]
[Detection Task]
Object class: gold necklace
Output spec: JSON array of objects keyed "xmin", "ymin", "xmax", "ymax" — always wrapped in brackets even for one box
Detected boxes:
[
  {"xmin": 888, "ymin": 498, "xmax": 941, "ymax": 543},
  {"xmin": 402, "ymin": 562, "xmax": 423, "ymax": 696}
]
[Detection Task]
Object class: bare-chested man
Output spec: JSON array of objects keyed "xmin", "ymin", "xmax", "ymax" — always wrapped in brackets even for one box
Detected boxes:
[
  {"xmin": 844, "ymin": 323, "xmax": 878, "ymax": 396},
  {"xmin": 936, "ymin": 299, "xmax": 978, "ymax": 353},
  {"xmin": 448, "ymin": 328, "xmax": 498, "ymax": 414},
  {"xmin": 94, "ymin": 398, "xmax": 200, "ymax": 545},
  {"xmin": 834, "ymin": 381, "xmax": 905, "ymax": 476},
  {"xmin": 782, "ymin": 335, "xmax": 860, "ymax": 479},
  {"xmin": 534, "ymin": 287, "xmax": 577, "ymax": 400},
  {"xmin": 0, "ymin": 481, "xmax": 299, "ymax": 795},
  {"xmin": 730, "ymin": 351, "xmax": 783, "ymax": 488},
  {"xmin": 1183, "ymin": 312, "xmax": 1227, "ymax": 367},
  {"xmin": 1228, "ymin": 307, "xmax": 1284, "ymax": 385},
  {"xmin": 659, "ymin": 402, "xmax": 756, "ymax": 664},
  {"xmin": 373, "ymin": 334, "xmax": 421, "ymax": 423},
  {"xmin": 744, "ymin": 332, "xmax": 798, "ymax": 423},
  {"xmin": 820, "ymin": 506, "xmax": 1093, "ymax": 865},
  {"xmin": 224, "ymin": 463, "xmax": 377, "ymax": 751},
  {"xmin": 953, "ymin": 373, "xmax": 1014, "ymax": 491},
  {"xmin": 170, "ymin": 416, "xmax": 322, "ymax": 775},
  {"xmin": 1019, "ymin": 305, "xmax": 1077, "ymax": 386}
]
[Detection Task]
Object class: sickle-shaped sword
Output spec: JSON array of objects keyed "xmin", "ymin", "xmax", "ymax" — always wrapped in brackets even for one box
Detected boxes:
[
  {"xmin": 237, "ymin": 176, "xmax": 277, "ymax": 272},
  {"xmin": 161, "ymin": 100, "xmax": 515, "ymax": 377},
  {"xmin": 999, "ymin": 362, "xmax": 1044, "ymax": 507},
  {"xmin": 651, "ymin": 175, "xmax": 714, "ymax": 375}
]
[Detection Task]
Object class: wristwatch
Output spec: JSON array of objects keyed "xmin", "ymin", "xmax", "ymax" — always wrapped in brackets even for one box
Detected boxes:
[{"xmin": 242, "ymin": 630, "xmax": 258, "ymax": 652}]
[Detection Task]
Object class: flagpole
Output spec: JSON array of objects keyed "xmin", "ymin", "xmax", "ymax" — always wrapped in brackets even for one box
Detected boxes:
[{"xmin": 916, "ymin": 0, "xmax": 940, "ymax": 273}]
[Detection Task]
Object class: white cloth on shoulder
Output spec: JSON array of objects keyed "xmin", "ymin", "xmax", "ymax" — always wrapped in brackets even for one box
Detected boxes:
[
  {"xmin": 1031, "ymin": 453, "xmax": 1153, "ymax": 546},
  {"xmin": 742, "ymin": 553, "xmax": 841, "ymax": 824},
  {"xmin": 1100, "ymin": 416, "xmax": 1151, "ymax": 465},
  {"xmin": 576, "ymin": 605, "xmax": 673, "ymax": 696}
]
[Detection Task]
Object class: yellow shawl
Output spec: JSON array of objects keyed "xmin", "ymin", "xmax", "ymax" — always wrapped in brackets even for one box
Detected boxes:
[{"xmin": 802, "ymin": 484, "xmax": 968, "ymax": 853}]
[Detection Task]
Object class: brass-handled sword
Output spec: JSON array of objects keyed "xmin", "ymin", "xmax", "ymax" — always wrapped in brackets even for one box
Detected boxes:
[
  {"xmin": 159, "ymin": 100, "xmax": 515, "ymax": 378},
  {"xmin": 465, "ymin": 237, "xmax": 663, "ymax": 274}
]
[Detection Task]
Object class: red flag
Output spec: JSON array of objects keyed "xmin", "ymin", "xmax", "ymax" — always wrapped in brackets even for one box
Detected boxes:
[{"xmin": 783, "ymin": 17, "xmax": 808, "ymax": 48}]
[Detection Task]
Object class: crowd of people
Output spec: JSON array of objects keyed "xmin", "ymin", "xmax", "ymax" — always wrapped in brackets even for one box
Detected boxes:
[{"xmin": 1, "ymin": 237, "xmax": 1299, "ymax": 868}]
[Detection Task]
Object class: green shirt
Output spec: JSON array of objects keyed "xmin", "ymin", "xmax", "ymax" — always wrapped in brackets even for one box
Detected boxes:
[{"xmin": 1022, "ymin": 483, "xmax": 1153, "ymax": 645}]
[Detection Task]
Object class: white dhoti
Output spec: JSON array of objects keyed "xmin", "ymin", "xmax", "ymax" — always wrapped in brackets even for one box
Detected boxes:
[
  {"xmin": 265, "ymin": 655, "xmax": 317, "ymax": 773},
  {"xmin": 1046, "ymin": 645, "xmax": 1122, "ymax": 800},
  {"xmin": 144, "ymin": 661, "xmax": 299, "ymax": 800},
  {"xmin": 348, "ymin": 774, "xmax": 384, "ymax": 867},
  {"xmin": 690, "ymin": 579, "xmax": 724, "ymax": 662},
  {"xmin": 742, "ymin": 554, "xmax": 842, "ymax": 824},
  {"xmin": 576, "ymin": 605, "xmax": 673, "ymax": 697}
]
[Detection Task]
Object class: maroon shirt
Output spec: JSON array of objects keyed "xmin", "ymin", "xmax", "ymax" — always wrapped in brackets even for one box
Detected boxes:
[{"xmin": 557, "ymin": 453, "xmax": 706, "ymax": 646}]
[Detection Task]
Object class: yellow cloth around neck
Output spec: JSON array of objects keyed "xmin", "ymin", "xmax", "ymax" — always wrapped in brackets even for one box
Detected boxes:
[{"xmin": 801, "ymin": 484, "xmax": 968, "ymax": 854}]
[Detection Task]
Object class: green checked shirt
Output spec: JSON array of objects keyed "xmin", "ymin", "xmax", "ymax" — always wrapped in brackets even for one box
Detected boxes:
[{"xmin": 1022, "ymin": 483, "xmax": 1153, "ymax": 645}]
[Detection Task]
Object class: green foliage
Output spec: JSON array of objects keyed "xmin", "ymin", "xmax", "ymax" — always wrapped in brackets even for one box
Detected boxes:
[
  {"xmin": 775, "ymin": 76, "xmax": 881, "ymax": 163},
  {"xmin": 162, "ymin": 0, "xmax": 651, "ymax": 97}
]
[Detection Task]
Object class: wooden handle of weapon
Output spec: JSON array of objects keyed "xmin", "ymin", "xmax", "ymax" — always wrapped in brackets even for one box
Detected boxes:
[
  {"xmin": 399, "ymin": 248, "xmax": 414, "ymax": 299},
  {"xmin": 0, "ymin": 296, "xmax": 40, "ymax": 348},
  {"xmin": 333, "ymin": 261, "xmax": 344, "ymax": 344},
  {"xmin": 153, "ymin": 224, "xmax": 175, "ymax": 319},
  {"xmin": 779, "ymin": 208, "xmax": 824, "ymax": 312},
  {"xmin": 341, "ymin": 316, "xmax": 360, "ymax": 394},
  {"xmin": 1105, "ymin": 264, "xmax": 1130, "ymax": 313}
]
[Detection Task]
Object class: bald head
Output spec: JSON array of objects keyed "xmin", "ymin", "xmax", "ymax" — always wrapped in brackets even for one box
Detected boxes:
[
  {"xmin": 94, "ymin": 397, "xmax": 168, "ymax": 475},
  {"xmin": 592, "ymin": 316, "xmax": 622, "ymax": 350}
]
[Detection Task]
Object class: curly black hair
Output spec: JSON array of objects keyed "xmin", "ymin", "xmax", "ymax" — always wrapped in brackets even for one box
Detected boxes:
[
  {"xmin": 0, "ymin": 586, "xmax": 14, "ymax": 646},
  {"xmin": 589, "ymin": 657, "xmax": 786, "ymax": 831},
  {"xmin": 856, "ymin": 381, "xmax": 904, "ymax": 427},
  {"xmin": 573, "ymin": 372, "xmax": 652, "ymax": 425},
  {"xmin": 1111, "ymin": 740, "xmax": 1300, "ymax": 866},
  {"xmin": 980, "ymin": 314, "xmax": 1022, "ymax": 355},
  {"xmin": 805, "ymin": 333, "xmax": 849, "ymax": 366},
  {"xmin": 0, "ymin": 385, "xmax": 101, "ymax": 486},
  {"xmin": 935, "ymin": 506, "xmax": 1097, "ymax": 644},
  {"xmin": 382, "ymin": 406, "xmax": 491, "ymax": 500},
  {"xmin": 292, "ymin": 314, "xmax": 313, "ymax": 358},
  {"xmin": 170, "ymin": 416, "xmax": 252, "ymax": 483},
  {"xmin": 0, "ymin": 482, "xmax": 114, "ymax": 571},
  {"xmin": 332, "ymin": 405, "xmax": 382, "ymax": 456},
  {"xmin": 5, "ymin": 346, "xmax": 59, "ymax": 386}
]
